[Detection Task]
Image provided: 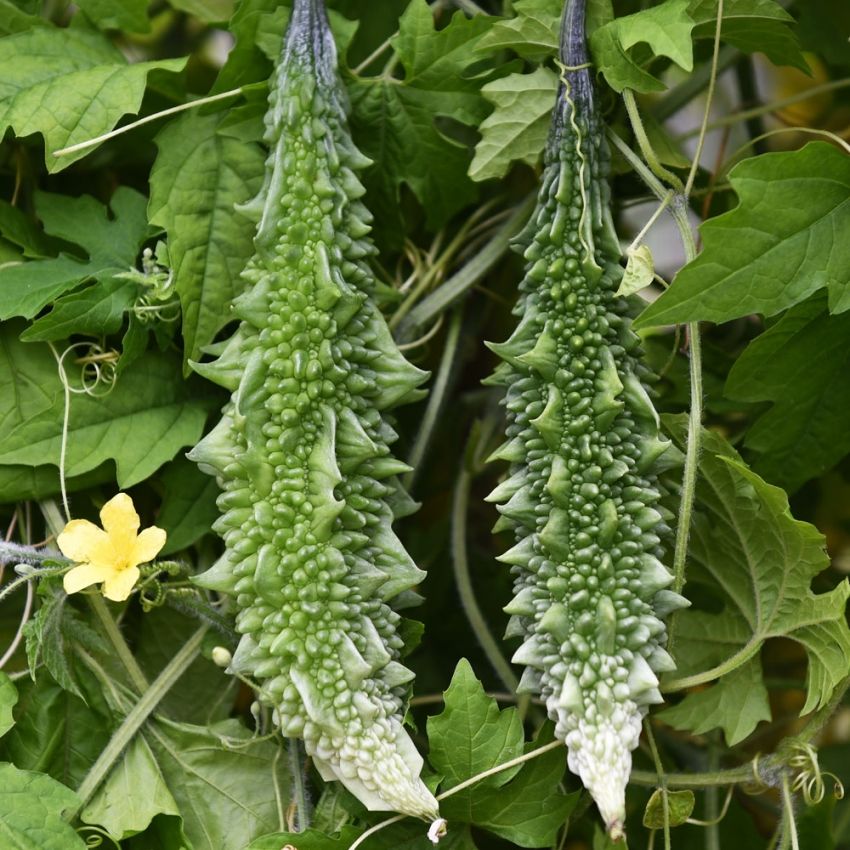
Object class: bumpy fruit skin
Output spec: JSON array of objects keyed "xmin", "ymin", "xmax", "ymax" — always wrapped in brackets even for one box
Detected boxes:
[
  {"xmin": 188, "ymin": 0, "xmax": 438, "ymax": 821},
  {"xmin": 486, "ymin": 0, "xmax": 686, "ymax": 836}
]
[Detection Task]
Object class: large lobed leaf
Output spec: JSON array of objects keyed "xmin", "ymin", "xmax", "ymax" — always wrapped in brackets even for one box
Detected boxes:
[
  {"xmin": 666, "ymin": 419, "xmax": 850, "ymax": 727},
  {"xmin": 726, "ymin": 295, "xmax": 850, "ymax": 493},
  {"xmin": 82, "ymin": 717, "xmax": 290, "ymax": 850},
  {"xmin": 348, "ymin": 0, "xmax": 495, "ymax": 241},
  {"xmin": 0, "ymin": 187, "xmax": 150, "ymax": 322},
  {"xmin": 637, "ymin": 143, "xmax": 850, "ymax": 328},
  {"xmin": 0, "ymin": 26, "xmax": 185, "ymax": 171},
  {"xmin": 469, "ymin": 67, "xmax": 559, "ymax": 182},
  {"xmin": 0, "ymin": 321, "xmax": 214, "ymax": 500},
  {"xmin": 148, "ymin": 111, "xmax": 265, "ymax": 370}
]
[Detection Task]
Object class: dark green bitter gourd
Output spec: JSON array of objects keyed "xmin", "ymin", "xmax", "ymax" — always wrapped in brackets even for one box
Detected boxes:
[
  {"xmin": 486, "ymin": 0, "xmax": 686, "ymax": 836},
  {"xmin": 188, "ymin": 0, "xmax": 439, "ymax": 821}
]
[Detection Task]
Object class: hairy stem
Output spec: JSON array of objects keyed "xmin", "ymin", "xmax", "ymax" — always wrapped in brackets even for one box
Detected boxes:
[
  {"xmin": 88, "ymin": 594, "xmax": 150, "ymax": 694},
  {"xmin": 69, "ymin": 625, "xmax": 208, "ymax": 817}
]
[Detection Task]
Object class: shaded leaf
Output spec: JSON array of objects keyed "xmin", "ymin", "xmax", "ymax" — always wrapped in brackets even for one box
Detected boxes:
[
  {"xmin": 349, "ymin": 0, "xmax": 494, "ymax": 239},
  {"xmin": 0, "ymin": 323, "xmax": 215, "ymax": 490},
  {"xmin": 0, "ymin": 187, "xmax": 149, "ymax": 321},
  {"xmin": 636, "ymin": 144, "xmax": 850, "ymax": 328},
  {"xmin": 1, "ymin": 672, "xmax": 112, "ymax": 788},
  {"xmin": 659, "ymin": 657, "xmax": 770, "ymax": 746},
  {"xmin": 725, "ymin": 295, "xmax": 850, "ymax": 493},
  {"xmin": 76, "ymin": 0, "xmax": 151, "ymax": 33},
  {"xmin": 149, "ymin": 111, "xmax": 264, "ymax": 369},
  {"xmin": 0, "ymin": 27, "xmax": 185, "ymax": 170},
  {"xmin": 470, "ymin": 67, "xmax": 558, "ymax": 182},
  {"xmin": 0, "ymin": 673, "xmax": 17, "ymax": 738},
  {"xmin": 589, "ymin": 0, "xmax": 696, "ymax": 93},
  {"xmin": 689, "ymin": 0, "xmax": 807, "ymax": 71},
  {"xmin": 643, "ymin": 789, "xmax": 695, "ymax": 828},
  {"xmin": 157, "ymin": 456, "xmax": 221, "ymax": 555},
  {"xmin": 666, "ymin": 418, "xmax": 850, "ymax": 716}
]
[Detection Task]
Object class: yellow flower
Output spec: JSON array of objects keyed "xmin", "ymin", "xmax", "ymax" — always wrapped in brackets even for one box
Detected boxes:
[{"xmin": 58, "ymin": 493, "xmax": 166, "ymax": 602}]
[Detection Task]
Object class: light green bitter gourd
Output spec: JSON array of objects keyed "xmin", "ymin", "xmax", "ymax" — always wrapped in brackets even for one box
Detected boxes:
[
  {"xmin": 485, "ymin": 0, "xmax": 686, "ymax": 836},
  {"xmin": 188, "ymin": 0, "xmax": 438, "ymax": 822}
]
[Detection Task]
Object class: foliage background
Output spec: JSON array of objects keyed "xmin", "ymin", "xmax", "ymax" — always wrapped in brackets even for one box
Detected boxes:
[{"xmin": 0, "ymin": 0, "xmax": 849, "ymax": 848}]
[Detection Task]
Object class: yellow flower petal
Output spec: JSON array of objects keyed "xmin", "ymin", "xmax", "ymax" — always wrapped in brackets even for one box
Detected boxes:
[
  {"xmin": 129, "ymin": 526, "xmax": 166, "ymax": 568},
  {"xmin": 57, "ymin": 520, "xmax": 108, "ymax": 563},
  {"xmin": 100, "ymin": 493, "xmax": 140, "ymax": 540},
  {"xmin": 102, "ymin": 566, "xmax": 141, "ymax": 602},
  {"xmin": 64, "ymin": 561, "xmax": 114, "ymax": 595}
]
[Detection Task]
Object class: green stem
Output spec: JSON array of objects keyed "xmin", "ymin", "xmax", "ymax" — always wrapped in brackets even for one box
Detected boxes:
[
  {"xmin": 403, "ymin": 307, "xmax": 464, "ymax": 492},
  {"xmin": 645, "ymin": 722, "xmax": 672, "ymax": 850},
  {"xmin": 88, "ymin": 595, "xmax": 149, "ymax": 694},
  {"xmin": 631, "ymin": 765, "xmax": 754, "ymax": 789},
  {"xmin": 395, "ymin": 193, "xmax": 535, "ymax": 342},
  {"xmin": 451, "ymin": 441, "xmax": 520, "ymax": 693},
  {"xmin": 69, "ymin": 625, "xmax": 208, "ymax": 817},
  {"xmin": 663, "ymin": 641, "xmax": 758, "ymax": 693},
  {"xmin": 622, "ymin": 91, "xmax": 683, "ymax": 191},
  {"xmin": 288, "ymin": 737, "xmax": 311, "ymax": 831},
  {"xmin": 684, "ymin": 0, "xmax": 724, "ymax": 197}
]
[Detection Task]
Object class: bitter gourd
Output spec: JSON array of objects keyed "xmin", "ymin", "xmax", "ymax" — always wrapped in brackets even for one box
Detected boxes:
[
  {"xmin": 486, "ymin": 0, "xmax": 686, "ymax": 836},
  {"xmin": 188, "ymin": 0, "xmax": 438, "ymax": 821}
]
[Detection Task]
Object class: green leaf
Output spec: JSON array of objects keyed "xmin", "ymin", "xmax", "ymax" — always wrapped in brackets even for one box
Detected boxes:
[
  {"xmin": 1, "ymin": 672, "xmax": 112, "ymax": 788},
  {"xmin": 666, "ymin": 419, "xmax": 850, "ymax": 716},
  {"xmin": 76, "ymin": 0, "xmax": 151, "ymax": 33},
  {"xmin": 589, "ymin": 0, "xmax": 696, "ymax": 93},
  {"xmin": 0, "ymin": 187, "xmax": 149, "ymax": 321},
  {"xmin": 725, "ymin": 295, "xmax": 850, "ymax": 493},
  {"xmin": 0, "ymin": 199, "xmax": 53, "ymax": 258},
  {"xmin": 148, "ymin": 111, "xmax": 264, "ymax": 369},
  {"xmin": 168, "ymin": 0, "xmax": 234, "ymax": 22},
  {"xmin": 476, "ymin": 0, "xmax": 560, "ymax": 61},
  {"xmin": 246, "ymin": 827, "xmax": 362, "ymax": 850},
  {"xmin": 457, "ymin": 733, "xmax": 579, "ymax": 847},
  {"xmin": 427, "ymin": 658, "xmax": 525, "ymax": 801},
  {"xmin": 689, "ymin": 0, "xmax": 808, "ymax": 71},
  {"xmin": 643, "ymin": 789, "xmax": 695, "ymax": 828},
  {"xmin": 0, "ymin": 27, "xmax": 185, "ymax": 171},
  {"xmin": 23, "ymin": 582, "xmax": 108, "ymax": 700},
  {"xmin": 0, "ymin": 0, "xmax": 45, "ymax": 35},
  {"xmin": 636, "ymin": 143, "xmax": 850, "ymax": 328},
  {"xmin": 659, "ymin": 657, "xmax": 770, "ymax": 746},
  {"xmin": 617, "ymin": 244, "xmax": 655, "ymax": 296},
  {"xmin": 21, "ymin": 278, "xmax": 138, "ymax": 342},
  {"xmin": 137, "ymin": 717, "xmax": 289, "ymax": 850},
  {"xmin": 0, "ymin": 673, "xmax": 17, "ymax": 738},
  {"xmin": 0, "ymin": 323, "xmax": 215, "ymax": 490},
  {"xmin": 470, "ymin": 67, "xmax": 558, "ymax": 182},
  {"xmin": 798, "ymin": 0, "xmax": 850, "ymax": 69},
  {"xmin": 349, "ymin": 0, "xmax": 494, "ymax": 237},
  {"xmin": 157, "ymin": 457, "xmax": 220, "ymax": 555},
  {"xmin": 134, "ymin": 607, "xmax": 236, "ymax": 724},
  {"xmin": 82, "ymin": 736, "xmax": 184, "ymax": 841},
  {"xmin": 427, "ymin": 662, "xmax": 576, "ymax": 848},
  {"xmin": 0, "ymin": 763, "xmax": 87, "ymax": 850}
]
